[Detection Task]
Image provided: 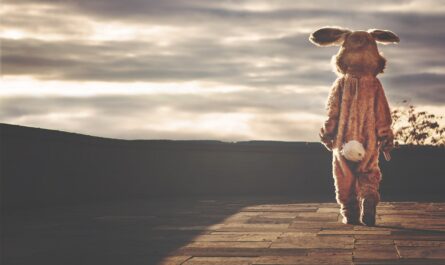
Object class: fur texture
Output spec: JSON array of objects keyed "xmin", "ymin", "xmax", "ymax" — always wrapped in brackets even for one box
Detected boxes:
[
  {"xmin": 309, "ymin": 27, "xmax": 351, "ymax": 46},
  {"xmin": 312, "ymin": 27, "xmax": 398, "ymax": 225},
  {"xmin": 368, "ymin": 29, "xmax": 400, "ymax": 44},
  {"xmin": 341, "ymin": 140, "xmax": 365, "ymax": 162},
  {"xmin": 335, "ymin": 31, "xmax": 387, "ymax": 76}
]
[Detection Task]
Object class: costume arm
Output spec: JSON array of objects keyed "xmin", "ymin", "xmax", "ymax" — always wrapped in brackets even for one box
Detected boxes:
[
  {"xmin": 374, "ymin": 80, "xmax": 394, "ymax": 152},
  {"xmin": 319, "ymin": 77, "xmax": 342, "ymax": 151}
]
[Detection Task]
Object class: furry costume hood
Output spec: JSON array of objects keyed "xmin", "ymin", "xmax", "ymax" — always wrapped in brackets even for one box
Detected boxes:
[{"xmin": 309, "ymin": 27, "xmax": 399, "ymax": 77}]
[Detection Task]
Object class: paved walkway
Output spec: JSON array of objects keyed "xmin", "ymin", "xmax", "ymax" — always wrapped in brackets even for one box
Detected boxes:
[{"xmin": 3, "ymin": 198, "xmax": 445, "ymax": 265}]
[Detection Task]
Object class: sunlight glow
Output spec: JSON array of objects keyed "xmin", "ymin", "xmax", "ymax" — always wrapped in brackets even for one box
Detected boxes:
[
  {"xmin": 89, "ymin": 23, "xmax": 179, "ymax": 42},
  {"xmin": 0, "ymin": 77, "xmax": 248, "ymax": 96},
  {"xmin": 0, "ymin": 29, "xmax": 26, "ymax": 40},
  {"xmin": 143, "ymin": 112, "xmax": 254, "ymax": 136}
]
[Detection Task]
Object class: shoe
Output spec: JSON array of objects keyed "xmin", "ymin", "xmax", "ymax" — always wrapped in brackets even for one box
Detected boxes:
[
  {"xmin": 361, "ymin": 197, "xmax": 377, "ymax": 226},
  {"xmin": 341, "ymin": 206, "xmax": 360, "ymax": 225},
  {"xmin": 342, "ymin": 215, "xmax": 361, "ymax": 225}
]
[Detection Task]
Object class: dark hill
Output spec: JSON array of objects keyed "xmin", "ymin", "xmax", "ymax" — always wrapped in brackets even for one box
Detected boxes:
[{"xmin": 1, "ymin": 123, "xmax": 444, "ymax": 212}]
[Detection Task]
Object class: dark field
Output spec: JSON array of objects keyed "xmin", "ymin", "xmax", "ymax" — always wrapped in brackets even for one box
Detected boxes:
[{"xmin": 1, "ymin": 124, "xmax": 444, "ymax": 264}]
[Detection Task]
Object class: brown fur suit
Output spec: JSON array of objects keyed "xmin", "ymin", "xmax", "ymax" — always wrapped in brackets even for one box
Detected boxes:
[{"xmin": 309, "ymin": 27, "xmax": 399, "ymax": 226}]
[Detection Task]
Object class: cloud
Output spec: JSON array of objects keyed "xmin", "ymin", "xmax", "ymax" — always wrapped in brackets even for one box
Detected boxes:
[
  {"xmin": 382, "ymin": 73, "xmax": 445, "ymax": 105},
  {"xmin": 1, "ymin": 36, "xmax": 337, "ymax": 88},
  {"xmin": 0, "ymin": 90, "xmax": 327, "ymax": 118},
  {"xmin": 1, "ymin": 0, "xmax": 444, "ymax": 140},
  {"xmin": 0, "ymin": 92, "xmax": 326, "ymax": 141}
]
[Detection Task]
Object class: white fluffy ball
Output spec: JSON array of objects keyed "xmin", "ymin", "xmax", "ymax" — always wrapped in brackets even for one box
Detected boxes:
[{"xmin": 341, "ymin": 140, "xmax": 365, "ymax": 162}]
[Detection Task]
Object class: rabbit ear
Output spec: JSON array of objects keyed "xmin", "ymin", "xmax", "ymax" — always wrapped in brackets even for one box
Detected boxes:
[
  {"xmin": 309, "ymin": 27, "xmax": 351, "ymax": 46},
  {"xmin": 368, "ymin": 29, "xmax": 400, "ymax": 44}
]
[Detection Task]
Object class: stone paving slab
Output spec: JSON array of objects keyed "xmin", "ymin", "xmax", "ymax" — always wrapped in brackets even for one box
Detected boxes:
[{"xmin": 3, "ymin": 198, "xmax": 445, "ymax": 265}]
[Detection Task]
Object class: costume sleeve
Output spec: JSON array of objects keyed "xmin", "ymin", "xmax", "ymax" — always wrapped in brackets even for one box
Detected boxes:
[
  {"xmin": 374, "ymin": 80, "xmax": 394, "ymax": 150},
  {"xmin": 319, "ymin": 77, "xmax": 342, "ymax": 150}
]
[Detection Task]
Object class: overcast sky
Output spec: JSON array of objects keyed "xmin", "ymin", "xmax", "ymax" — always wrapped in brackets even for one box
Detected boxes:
[{"xmin": 1, "ymin": 0, "xmax": 445, "ymax": 141}]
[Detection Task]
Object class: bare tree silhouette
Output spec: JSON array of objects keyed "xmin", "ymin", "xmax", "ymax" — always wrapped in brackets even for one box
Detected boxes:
[{"xmin": 391, "ymin": 100, "xmax": 445, "ymax": 146}]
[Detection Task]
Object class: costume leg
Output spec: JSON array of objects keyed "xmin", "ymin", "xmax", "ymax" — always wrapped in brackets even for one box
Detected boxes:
[
  {"xmin": 356, "ymin": 151, "xmax": 382, "ymax": 226},
  {"xmin": 332, "ymin": 150, "xmax": 360, "ymax": 224}
]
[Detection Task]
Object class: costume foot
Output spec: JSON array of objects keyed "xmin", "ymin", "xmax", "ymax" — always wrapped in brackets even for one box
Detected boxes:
[
  {"xmin": 340, "ymin": 203, "xmax": 360, "ymax": 225},
  {"xmin": 341, "ymin": 215, "xmax": 361, "ymax": 225},
  {"xmin": 361, "ymin": 197, "xmax": 377, "ymax": 226}
]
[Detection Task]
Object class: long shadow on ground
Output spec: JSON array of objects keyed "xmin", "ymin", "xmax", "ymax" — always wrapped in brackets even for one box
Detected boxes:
[
  {"xmin": 4, "ymin": 196, "xmax": 326, "ymax": 265},
  {"xmin": 5, "ymin": 197, "xmax": 445, "ymax": 265}
]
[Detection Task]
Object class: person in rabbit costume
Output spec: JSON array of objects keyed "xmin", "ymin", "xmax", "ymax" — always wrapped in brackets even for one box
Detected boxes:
[{"xmin": 309, "ymin": 27, "xmax": 399, "ymax": 226}]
